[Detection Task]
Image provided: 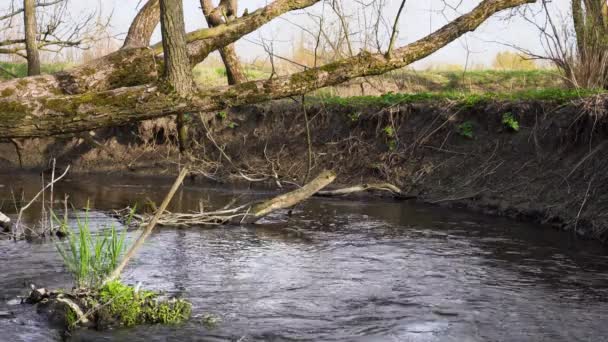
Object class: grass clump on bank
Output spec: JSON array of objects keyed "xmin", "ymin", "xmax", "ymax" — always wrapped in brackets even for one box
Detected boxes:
[{"xmin": 313, "ymin": 88, "xmax": 607, "ymax": 108}]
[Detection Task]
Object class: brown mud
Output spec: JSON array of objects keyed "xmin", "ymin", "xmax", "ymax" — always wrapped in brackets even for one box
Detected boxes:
[{"xmin": 1, "ymin": 97, "xmax": 607, "ymax": 242}]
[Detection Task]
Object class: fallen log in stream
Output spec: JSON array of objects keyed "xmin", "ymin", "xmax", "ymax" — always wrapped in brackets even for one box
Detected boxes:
[{"xmin": 126, "ymin": 171, "xmax": 409, "ymax": 228}]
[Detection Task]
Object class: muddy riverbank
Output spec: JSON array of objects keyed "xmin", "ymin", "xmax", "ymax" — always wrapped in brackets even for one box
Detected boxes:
[{"xmin": 1, "ymin": 95, "xmax": 607, "ymax": 242}]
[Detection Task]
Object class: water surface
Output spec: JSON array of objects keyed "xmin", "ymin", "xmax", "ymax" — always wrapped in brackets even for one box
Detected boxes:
[{"xmin": 1, "ymin": 173, "xmax": 607, "ymax": 341}]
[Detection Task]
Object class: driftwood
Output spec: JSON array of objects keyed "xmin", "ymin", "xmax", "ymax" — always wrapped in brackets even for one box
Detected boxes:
[
  {"xmin": 125, "ymin": 172, "xmax": 411, "ymax": 229},
  {"xmin": 130, "ymin": 170, "xmax": 337, "ymax": 228},
  {"xmin": 0, "ymin": 211, "xmax": 10, "ymax": 231}
]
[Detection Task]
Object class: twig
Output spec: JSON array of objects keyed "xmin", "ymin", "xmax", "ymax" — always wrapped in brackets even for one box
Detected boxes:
[
  {"xmin": 301, "ymin": 95, "xmax": 313, "ymax": 183},
  {"xmin": 56, "ymin": 295, "xmax": 89, "ymax": 324},
  {"xmin": 129, "ymin": 171, "xmax": 336, "ymax": 227},
  {"xmin": 573, "ymin": 177, "xmax": 594, "ymax": 234},
  {"xmin": 14, "ymin": 165, "xmax": 70, "ymax": 238}
]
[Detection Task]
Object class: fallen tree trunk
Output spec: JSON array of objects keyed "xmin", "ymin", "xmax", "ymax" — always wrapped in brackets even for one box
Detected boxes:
[
  {"xmin": 0, "ymin": 0, "xmax": 535, "ymax": 138},
  {"xmin": 0, "ymin": 47, "xmax": 159, "ymax": 98},
  {"xmin": 0, "ymin": 0, "xmax": 320, "ymax": 100}
]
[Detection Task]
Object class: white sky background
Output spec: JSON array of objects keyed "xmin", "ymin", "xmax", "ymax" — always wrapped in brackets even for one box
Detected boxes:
[{"xmin": 4, "ymin": 0, "xmax": 574, "ymax": 68}]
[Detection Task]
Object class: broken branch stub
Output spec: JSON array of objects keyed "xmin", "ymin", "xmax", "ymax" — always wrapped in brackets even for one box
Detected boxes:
[{"xmin": 248, "ymin": 170, "xmax": 337, "ymax": 221}]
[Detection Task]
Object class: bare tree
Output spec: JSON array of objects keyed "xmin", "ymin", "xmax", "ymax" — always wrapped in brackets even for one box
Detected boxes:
[
  {"xmin": 160, "ymin": 0, "xmax": 194, "ymax": 153},
  {"xmin": 570, "ymin": 0, "xmax": 608, "ymax": 87},
  {"xmin": 0, "ymin": 0, "xmax": 536, "ymax": 138},
  {"xmin": 201, "ymin": 0, "xmax": 246, "ymax": 85},
  {"xmin": 0, "ymin": 0, "xmax": 107, "ymax": 75},
  {"xmin": 514, "ymin": 0, "xmax": 608, "ymax": 88}
]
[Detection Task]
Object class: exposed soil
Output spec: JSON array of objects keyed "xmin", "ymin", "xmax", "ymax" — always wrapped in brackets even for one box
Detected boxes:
[{"xmin": 1, "ymin": 96, "xmax": 607, "ymax": 242}]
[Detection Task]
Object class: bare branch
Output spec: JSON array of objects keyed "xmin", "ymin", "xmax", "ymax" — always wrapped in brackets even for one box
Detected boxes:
[
  {"xmin": 0, "ymin": 0, "xmax": 63, "ymax": 21},
  {"xmin": 387, "ymin": 0, "xmax": 407, "ymax": 56}
]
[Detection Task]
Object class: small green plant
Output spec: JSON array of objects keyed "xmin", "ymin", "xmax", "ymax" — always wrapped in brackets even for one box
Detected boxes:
[
  {"xmin": 383, "ymin": 125, "xmax": 395, "ymax": 138},
  {"xmin": 387, "ymin": 139, "xmax": 397, "ymax": 151},
  {"xmin": 227, "ymin": 121, "xmax": 237, "ymax": 129},
  {"xmin": 216, "ymin": 111, "xmax": 227, "ymax": 120},
  {"xmin": 502, "ymin": 112, "xmax": 520, "ymax": 131},
  {"xmin": 348, "ymin": 112, "xmax": 361, "ymax": 122},
  {"xmin": 65, "ymin": 306, "xmax": 78, "ymax": 328},
  {"xmin": 457, "ymin": 121, "xmax": 474, "ymax": 139},
  {"xmin": 54, "ymin": 207, "xmax": 134, "ymax": 288},
  {"xmin": 382, "ymin": 125, "xmax": 397, "ymax": 151}
]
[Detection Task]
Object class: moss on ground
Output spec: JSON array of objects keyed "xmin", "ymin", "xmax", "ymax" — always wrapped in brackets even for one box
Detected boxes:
[
  {"xmin": 94, "ymin": 280, "xmax": 191, "ymax": 328},
  {"xmin": 56, "ymin": 281, "xmax": 192, "ymax": 330}
]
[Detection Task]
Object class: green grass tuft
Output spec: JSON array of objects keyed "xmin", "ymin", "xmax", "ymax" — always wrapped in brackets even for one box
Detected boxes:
[{"xmin": 54, "ymin": 206, "xmax": 134, "ymax": 289}]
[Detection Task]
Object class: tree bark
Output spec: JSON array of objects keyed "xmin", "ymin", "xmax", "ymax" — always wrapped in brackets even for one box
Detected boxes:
[
  {"xmin": 123, "ymin": 0, "xmax": 161, "ymax": 48},
  {"xmin": 160, "ymin": 0, "xmax": 194, "ymax": 96},
  {"xmin": 160, "ymin": 0, "xmax": 194, "ymax": 153},
  {"xmin": 24, "ymin": 0, "xmax": 41, "ymax": 76},
  {"xmin": 0, "ymin": 47, "xmax": 158, "ymax": 98},
  {"xmin": 572, "ymin": 0, "xmax": 584, "ymax": 60},
  {"xmin": 178, "ymin": 0, "xmax": 320, "ymax": 65},
  {"xmin": 201, "ymin": 0, "xmax": 246, "ymax": 85}
]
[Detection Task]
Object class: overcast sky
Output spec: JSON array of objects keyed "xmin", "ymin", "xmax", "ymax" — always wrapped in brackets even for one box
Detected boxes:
[{"xmin": 6, "ymin": 0, "xmax": 573, "ymax": 68}]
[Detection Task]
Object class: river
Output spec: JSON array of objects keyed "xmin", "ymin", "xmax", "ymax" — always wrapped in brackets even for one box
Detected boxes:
[{"xmin": 1, "ymin": 173, "xmax": 607, "ymax": 341}]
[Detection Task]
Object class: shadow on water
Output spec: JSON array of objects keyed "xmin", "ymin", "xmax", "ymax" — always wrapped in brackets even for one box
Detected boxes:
[{"xmin": 0, "ymin": 173, "xmax": 607, "ymax": 341}]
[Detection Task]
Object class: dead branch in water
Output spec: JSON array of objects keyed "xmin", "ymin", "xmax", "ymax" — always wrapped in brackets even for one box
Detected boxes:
[
  {"xmin": 128, "ymin": 170, "xmax": 336, "ymax": 228},
  {"xmin": 122, "ymin": 172, "xmax": 412, "ymax": 229},
  {"xmin": 315, "ymin": 183, "xmax": 411, "ymax": 198}
]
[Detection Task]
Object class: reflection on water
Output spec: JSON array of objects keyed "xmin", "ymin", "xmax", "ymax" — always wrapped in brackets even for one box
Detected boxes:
[{"xmin": 0, "ymin": 173, "xmax": 607, "ymax": 342}]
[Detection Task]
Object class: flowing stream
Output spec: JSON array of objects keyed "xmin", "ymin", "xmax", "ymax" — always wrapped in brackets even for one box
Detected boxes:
[{"xmin": 1, "ymin": 173, "xmax": 607, "ymax": 341}]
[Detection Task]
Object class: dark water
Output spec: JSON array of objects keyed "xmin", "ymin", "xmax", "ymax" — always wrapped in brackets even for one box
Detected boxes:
[{"xmin": 1, "ymin": 173, "xmax": 608, "ymax": 342}]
